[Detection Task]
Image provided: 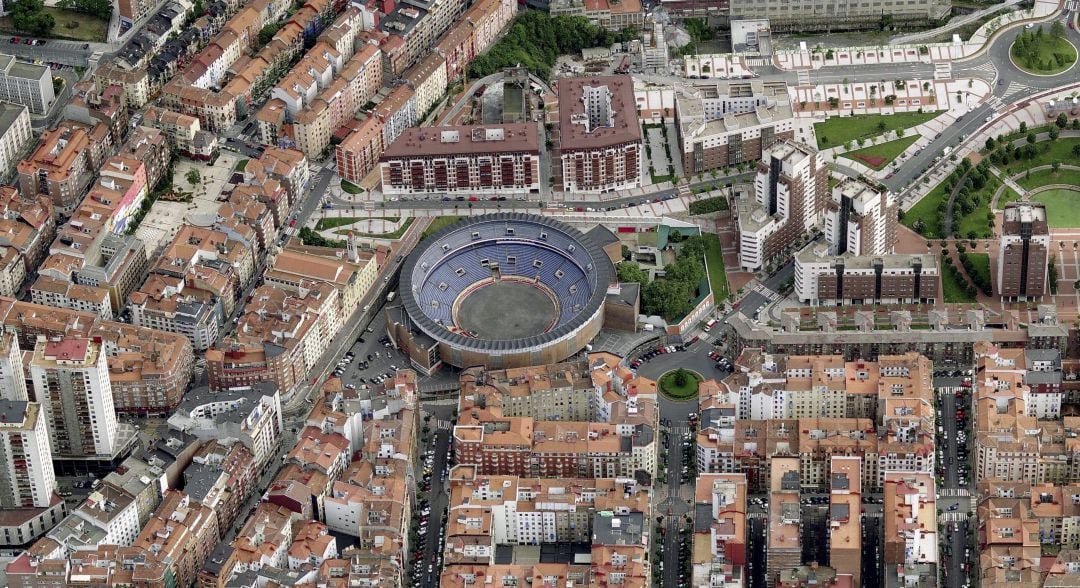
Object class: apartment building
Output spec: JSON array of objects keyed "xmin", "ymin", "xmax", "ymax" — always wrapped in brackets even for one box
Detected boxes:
[
  {"xmin": 335, "ymin": 116, "xmax": 385, "ymax": 183},
  {"xmin": 828, "ymin": 456, "xmax": 862, "ymax": 586},
  {"xmin": 405, "ymin": 52, "xmax": 448, "ymax": 119},
  {"xmin": 0, "ymin": 186, "xmax": 54, "ymax": 276},
  {"xmin": 379, "ymin": 124, "xmax": 540, "ymax": 196},
  {"xmin": 728, "ymin": 0, "xmax": 950, "ymax": 31},
  {"xmin": 284, "ymin": 43, "xmax": 384, "ymax": 159},
  {"xmin": 0, "ymin": 103, "xmax": 30, "ymax": 179},
  {"xmin": 167, "ymin": 383, "xmax": 283, "ymax": 470},
  {"xmin": 675, "ymin": 80, "xmax": 796, "ymax": 175},
  {"xmin": 549, "ymin": 0, "xmax": 644, "ymax": 30},
  {"xmin": 766, "ymin": 482, "xmax": 802, "ymax": 586},
  {"xmin": 128, "ymin": 274, "xmax": 223, "ymax": 351},
  {"xmin": 17, "ymin": 123, "xmax": 93, "ymax": 213},
  {"xmin": 998, "ymin": 202, "xmax": 1050, "ymax": 301},
  {"xmin": 737, "ymin": 140, "xmax": 827, "ymax": 271},
  {"xmin": 143, "ymin": 107, "xmax": 219, "ymax": 161},
  {"xmin": 0, "ymin": 401, "xmax": 55, "ymax": 509},
  {"xmin": 2, "ymin": 298, "xmax": 194, "ymax": 416},
  {"xmin": 30, "ymin": 276, "xmax": 113, "ymax": 319},
  {"xmin": 0, "ymin": 331, "xmax": 26, "ymax": 402},
  {"xmin": 95, "ymin": 63, "xmax": 151, "ymax": 109},
  {"xmin": 129, "ymin": 490, "xmax": 221, "ymax": 588},
  {"xmin": 0, "ymin": 55, "xmax": 54, "ymax": 115},
  {"xmin": 152, "ymin": 224, "xmax": 255, "ymax": 319},
  {"xmin": 379, "ymin": 0, "xmax": 469, "ymax": 77},
  {"xmin": 692, "ymin": 474, "xmax": 747, "ymax": 588},
  {"xmin": 883, "ymin": 472, "xmax": 938, "ymax": 588},
  {"xmin": 41, "ymin": 231, "xmax": 149, "ymax": 316},
  {"xmin": 823, "ymin": 178, "xmax": 897, "ymax": 256},
  {"xmin": 794, "ymin": 247, "xmax": 939, "ymax": 306},
  {"xmin": 265, "ymin": 242, "xmax": 379, "ymax": 316},
  {"xmin": 556, "ymin": 76, "xmax": 643, "ymax": 194},
  {"xmin": 29, "ymin": 338, "xmax": 120, "ymax": 460}
]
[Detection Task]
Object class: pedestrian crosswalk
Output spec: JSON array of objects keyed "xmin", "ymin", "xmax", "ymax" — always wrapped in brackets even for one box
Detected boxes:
[
  {"xmin": 670, "ymin": 426, "xmax": 692, "ymax": 436},
  {"xmin": 437, "ymin": 420, "xmax": 453, "ymax": 430},
  {"xmin": 941, "ymin": 512, "xmax": 968, "ymax": 522},
  {"xmin": 939, "ymin": 488, "xmax": 970, "ymax": 498},
  {"xmin": 749, "ymin": 282, "xmax": 783, "ymax": 303},
  {"xmin": 744, "ymin": 57, "xmax": 770, "ymax": 68},
  {"xmin": 966, "ymin": 61, "xmax": 997, "ymax": 76},
  {"xmin": 1000, "ymin": 81, "xmax": 1030, "ymax": 101},
  {"xmin": 985, "ymin": 95, "xmax": 1006, "ymax": 111}
]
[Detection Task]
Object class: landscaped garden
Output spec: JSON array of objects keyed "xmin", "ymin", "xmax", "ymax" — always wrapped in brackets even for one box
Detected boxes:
[
  {"xmin": 0, "ymin": 4, "xmax": 108, "ymax": 42},
  {"xmin": 1016, "ymin": 167, "xmax": 1080, "ymax": 191},
  {"xmin": 658, "ymin": 368, "xmax": 703, "ymax": 401},
  {"xmin": 702, "ymin": 233, "xmax": 729, "ymax": 302},
  {"xmin": 840, "ymin": 135, "xmax": 919, "ymax": 169},
  {"xmin": 315, "ymin": 216, "xmax": 403, "ymax": 231},
  {"xmin": 901, "ymin": 182, "xmax": 949, "ymax": 237},
  {"xmin": 815, "ymin": 111, "xmax": 939, "ymax": 149},
  {"xmin": 1010, "ymin": 24, "xmax": 1077, "ymax": 75}
]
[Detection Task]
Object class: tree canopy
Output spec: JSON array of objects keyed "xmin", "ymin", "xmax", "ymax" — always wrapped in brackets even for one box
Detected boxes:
[
  {"xmin": 638, "ymin": 235, "xmax": 709, "ymax": 322},
  {"xmin": 10, "ymin": 0, "xmax": 54, "ymax": 36},
  {"xmin": 56, "ymin": 0, "xmax": 111, "ymax": 19},
  {"xmin": 468, "ymin": 11, "xmax": 637, "ymax": 80}
]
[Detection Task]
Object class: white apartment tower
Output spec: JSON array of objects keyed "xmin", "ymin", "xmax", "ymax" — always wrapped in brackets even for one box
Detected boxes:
[
  {"xmin": 0, "ymin": 401, "xmax": 56, "ymax": 508},
  {"xmin": 30, "ymin": 338, "xmax": 119, "ymax": 459},
  {"xmin": 823, "ymin": 178, "xmax": 897, "ymax": 257},
  {"xmin": 0, "ymin": 331, "xmax": 26, "ymax": 401}
]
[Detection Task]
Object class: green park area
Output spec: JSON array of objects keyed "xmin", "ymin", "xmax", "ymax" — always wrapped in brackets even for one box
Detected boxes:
[
  {"xmin": 1010, "ymin": 25, "xmax": 1077, "ymax": 75},
  {"xmin": 840, "ymin": 135, "xmax": 919, "ymax": 170},
  {"xmin": 964, "ymin": 252, "xmax": 992, "ymax": 290},
  {"xmin": 941, "ymin": 258, "xmax": 977, "ymax": 303},
  {"xmin": 0, "ymin": 3, "xmax": 108, "ymax": 42},
  {"xmin": 659, "ymin": 368, "xmax": 702, "ymax": 401},
  {"xmin": 1033, "ymin": 189, "xmax": 1080, "ymax": 228},
  {"xmin": 315, "ymin": 216, "xmax": 402, "ymax": 231},
  {"xmin": 702, "ymin": 233, "xmax": 729, "ymax": 301},
  {"xmin": 1017, "ymin": 167, "xmax": 1080, "ymax": 191},
  {"xmin": 815, "ymin": 111, "xmax": 939, "ymax": 149},
  {"xmin": 901, "ymin": 182, "xmax": 948, "ymax": 238},
  {"xmin": 341, "ymin": 180, "xmax": 363, "ymax": 194}
]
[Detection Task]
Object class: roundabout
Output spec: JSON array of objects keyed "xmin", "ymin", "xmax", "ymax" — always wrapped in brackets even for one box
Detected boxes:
[
  {"xmin": 658, "ymin": 368, "xmax": 704, "ymax": 401},
  {"xmin": 1009, "ymin": 26, "xmax": 1077, "ymax": 76}
]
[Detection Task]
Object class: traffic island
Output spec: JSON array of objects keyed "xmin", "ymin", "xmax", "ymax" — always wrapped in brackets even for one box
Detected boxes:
[{"xmin": 658, "ymin": 368, "xmax": 703, "ymax": 401}]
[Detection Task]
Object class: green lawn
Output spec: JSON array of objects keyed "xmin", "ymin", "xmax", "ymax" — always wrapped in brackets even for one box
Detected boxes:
[
  {"xmin": 421, "ymin": 216, "xmax": 463, "ymax": 240},
  {"xmin": 1033, "ymin": 189, "xmax": 1080, "ymax": 227},
  {"xmin": 901, "ymin": 183, "xmax": 949, "ymax": 237},
  {"xmin": 955, "ymin": 177, "xmax": 998, "ymax": 239},
  {"xmin": 964, "ymin": 252, "xmax": 992, "ymax": 287},
  {"xmin": 316, "ymin": 216, "xmax": 401, "ymax": 231},
  {"xmin": 942, "ymin": 262, "xmax": 977, "ymax": 303},
  {"xmin": 1010, "ymin": 31, "xmax": 1077, "ymax": 75},
  {"xmin": 840, "ymin": 135, "xmax": 920, "ymax": 170},
  {"xmin": 702, "ymin": 233, "xmax": 729, "ymax": 301},
  {"xmin": 1004, "ymin": 138, "xmax": 1080, "ymax": 171},
  {"xmin": 815, "ymin": 112, "xmax": 940, "ymax": 149},
  {"xmin": 0, "ymin": 8, "xmax": 108, "ymax": 42},
  {"xmin": 335, "ymin": 218, "xmax": 414, "ymax": 240},
  {"xmin": 998, "ymin": 186, "xmax": 1023, "ymax": 207},
  {"xmin": 658, "ymin": 369, "xmax": 703, "ymax": 401},
  {"xmin": 341, "ymin": 180, "xmax": 363, "ymax": 194},
  {"xmin": 1016, "ymin": 168, "xmax": 1080, "ymax": 191},
  {"xmin": 235, "ymin": 159, "xmax": 249, "ymax": 172}
]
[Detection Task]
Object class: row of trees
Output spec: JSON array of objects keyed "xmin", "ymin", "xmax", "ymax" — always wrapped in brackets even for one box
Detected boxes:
[
  {"xmin": 468, "ymin": 11, "xmax": 637, "ymax": 80},
  {"xmin": 616, "ymin": 235, "xmax": 709, "ymax": 322}
]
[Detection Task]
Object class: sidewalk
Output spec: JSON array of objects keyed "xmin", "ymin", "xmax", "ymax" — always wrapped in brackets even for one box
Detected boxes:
[{"xmin": 890, "ymin": 0, "xmax": 1022, "ymax": 45}]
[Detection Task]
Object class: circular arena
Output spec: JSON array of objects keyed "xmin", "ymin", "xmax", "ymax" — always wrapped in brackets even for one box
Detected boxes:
[{"xmin": 399, "ymin": 213, "xmax": 614, "ymax": 369}]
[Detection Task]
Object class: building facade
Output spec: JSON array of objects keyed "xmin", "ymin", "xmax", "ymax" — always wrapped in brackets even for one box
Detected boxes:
[
  {"xmin": 557, "ymin": 76, "xmax": 643, "ymax": 194},
  {"xmin": 998, "ymin": 202, "xmax": 1050, "ymax": 301}
]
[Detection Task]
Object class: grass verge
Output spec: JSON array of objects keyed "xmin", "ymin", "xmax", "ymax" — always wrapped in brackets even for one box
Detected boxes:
[
  {"xmin": 0, "ymin": 8, "xmax": 108, "ymax": 42},
  {"xmin": 815, "ymin": 111, "xmax": 939, "ymax": 150},
  {"xmin": 901, "ymin": 182, "xmax": 949, "ymax": 238},
  {"xmin": 840, "ymin": 135, "xmax": 919, "ymax": 170},
  {"xmin": 942, "ymin": 260, "xmax": 977, "ymax": 303},
  {"xmin": 1033, "ymin": 189, "xmax": 1080, "ymax": 228},
  {"xmin": 702, "ymin": 233, "xmax": 729, "ymax": 301},
  {"xmin": 421, "ymin": 216, "xmax": 463, "ymax": 240}
]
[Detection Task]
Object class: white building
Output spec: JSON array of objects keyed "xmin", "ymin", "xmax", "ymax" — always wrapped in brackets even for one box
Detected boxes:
[
  {"xmin": 822, "ymin": 178, "xmax": 896, "ymax": 257},
  {"xmin": 0, "ymin": 401, "xmax": 56, "ymax": 508},
  {"xmin": 69, "ymin": 482, "xmax": 141, "ymax": 548},
  {"xmin": 0, "ymin": 55, "xmax": 54, "ymax": 115},
  {"xmin": 30, "ymin": 338, "xmax": 119, "ymax": 459},
  {"xmin": 167, "ymin": 383, "xmax": 283, "ymax": 469},
  {"xmin": 0, "ymin": 331, "xmax": 26, "ymax": 401},
  {"xmin": 737, "ymin": 141, "xmax": 825, "ymax": 271},
  {"xmin": 0, "ymin": 102, "xmax": 30, "ymax": 178}
]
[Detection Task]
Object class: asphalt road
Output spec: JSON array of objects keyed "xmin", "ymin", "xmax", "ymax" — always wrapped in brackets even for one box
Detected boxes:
[{"xmin": 413, "ymin": 429, "xmax": 451, "ymax": 588}]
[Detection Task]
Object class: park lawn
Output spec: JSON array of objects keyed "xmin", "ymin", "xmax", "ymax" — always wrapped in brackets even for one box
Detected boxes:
[
  {"xmin": 421, "ymin": 215, "xmax": 462, "ymax": 240},
  {"xmin": 1017, "ymin": 168, "xmax": 1080, "ymax": 191},
  {"xmin": 659, "ymin": 370, "xmax": 703, "ymax": 401},
  {"xmin": 815, "ymin": 111, "xmax": 939, "ymax": 149},
  {"xmin": 956, "ymin": 177, "xmax": 999, "ymax": 239},
  {"xmin": 316, "ymin": 216, "xmax": 401, "ymax": 231},
  {"xmin": 840, "ymin": 135, "xmax": 920, "ymax": 170},
  {"xmin": 335, "ymin": 218, "xmax": 414, "ymax": 240},
  {"xmin": 702, "ymin": 233, "xmax": 729, "ymax": 301},
  {"xmin": 234, "ymin": 159, "xmax": 249, "ymax": 172},
  {"xmin": 901, "ymin": 182, "xmax": 949, "ymax": 237},
  {"xmin": 1034, "ymin": 189, "xmax": 1080, "ymax": 228},
  {"xmin": 998, "ymin": 186, "xmax": 1023, "ymax": 206},
  {"xmin": 1011, "ymin": 34, "xmax": 1077, "ymax": 75},
  {"xmin": 0, "ymin": 8, "xmax": 108, "ymax": 42},
  {"xmin": 1005, "ymin": 138, "xmax": 1080, "ymax": 171},
  {"xmin": 964, "ymin": 252, "xmax": 992, "ymax": 288},
  {"xmin": 340, "ymin": 180, "xmax": 363, "ymax": 194},
  {"xmin": 942, "ymin": 261, "xmax": 977, "ymax": 303}
]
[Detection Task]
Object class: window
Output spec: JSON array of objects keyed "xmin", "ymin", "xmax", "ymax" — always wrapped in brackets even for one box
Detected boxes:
[
  {"xmin": 533, "ymin": 260, "xmax": 543, "ymax": 268},
  {"xmin": 456, "ymin": 268, "xmax": 466, "ymax": 276}
]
